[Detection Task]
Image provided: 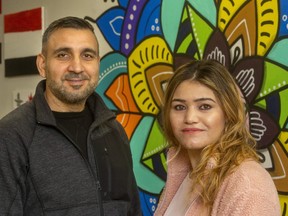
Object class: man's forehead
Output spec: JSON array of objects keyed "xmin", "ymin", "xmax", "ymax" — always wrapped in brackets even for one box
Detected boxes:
[{"xmin": 48, "ymin": 30, "xmax": 98, "ymax": 48}]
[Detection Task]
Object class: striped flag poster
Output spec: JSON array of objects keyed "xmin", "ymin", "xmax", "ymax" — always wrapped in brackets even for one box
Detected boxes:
[{"xmin": 4, "ymin": 7, "xmax": 44, "ymax": 77}]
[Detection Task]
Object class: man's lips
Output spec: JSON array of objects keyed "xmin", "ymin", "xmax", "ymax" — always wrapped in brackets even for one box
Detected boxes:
[
  {"xmin": 64, "ymin": 73, "xmax": 89, "ymax": 82},
  {"xmin": 67, "ymin": 79, "xmax": 84, "ymax": 81},
  {"xmin": 66, "ymin": 79, "xmax": 87, "ymax": 84}
]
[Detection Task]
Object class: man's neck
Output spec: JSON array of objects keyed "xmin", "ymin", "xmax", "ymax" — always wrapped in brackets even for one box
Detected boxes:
[{"xmin": 44, "ymin": 91, "xmax": 87, "ymax": 112}]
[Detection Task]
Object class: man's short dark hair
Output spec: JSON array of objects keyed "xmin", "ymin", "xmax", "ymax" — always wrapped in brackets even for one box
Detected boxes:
[{"xmin": 41, "ymin": 16, "xmax": 97, "ymax": 54}]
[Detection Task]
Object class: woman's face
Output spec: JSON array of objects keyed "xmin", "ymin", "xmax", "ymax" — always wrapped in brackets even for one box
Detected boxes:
[{"xmin": 169, "ymin": 80, "xmax": 226, "ymax": 155}]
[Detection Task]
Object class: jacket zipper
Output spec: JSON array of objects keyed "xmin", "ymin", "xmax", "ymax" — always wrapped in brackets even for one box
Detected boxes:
[
  {"xmin": 86, "ymin": 127, "xmax": 104, "ymax": 216},
  {"xmin": 56, "ymin": 126, "xmax": 104, "ymax": 216},
  {"xmin": 91, "ymin": 151, "xmax": 104, "ymax": 216}
]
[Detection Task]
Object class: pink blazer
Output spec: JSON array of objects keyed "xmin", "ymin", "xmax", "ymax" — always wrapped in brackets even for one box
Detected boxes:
[{"xmin": 154, "ymin": 148, "xmax": 281, "ymax": 216}]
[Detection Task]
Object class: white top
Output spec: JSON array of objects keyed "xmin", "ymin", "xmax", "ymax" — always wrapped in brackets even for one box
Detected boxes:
[{"xmin": 164, "ymin": 174, "xmax": 194, "ymax": 216}]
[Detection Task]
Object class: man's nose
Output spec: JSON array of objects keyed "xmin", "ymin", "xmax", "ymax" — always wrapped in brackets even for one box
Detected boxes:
[{"xmin": 68, "ymin": 57, "xmax": 84, "ymax": 73}]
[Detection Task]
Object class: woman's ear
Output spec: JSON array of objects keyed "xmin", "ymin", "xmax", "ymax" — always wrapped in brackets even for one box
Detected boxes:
[{"xmin": 36, "ymin": 54, "xmax": 46, "ymax": 78}]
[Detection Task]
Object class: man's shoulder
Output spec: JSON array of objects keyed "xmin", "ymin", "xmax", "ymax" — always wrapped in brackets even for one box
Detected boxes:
[{"xmin": 0, "ymin": 101, "xmax": 36, "ymax": 130}]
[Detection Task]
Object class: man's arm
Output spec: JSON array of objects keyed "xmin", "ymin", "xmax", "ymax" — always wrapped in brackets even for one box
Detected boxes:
[{"xmin": 0, "ymin": 133, "xmax": 27, "ymax": 215}]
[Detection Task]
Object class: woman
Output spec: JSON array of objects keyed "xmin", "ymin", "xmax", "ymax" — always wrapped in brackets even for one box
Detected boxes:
[{"xmin": 154, "ymin": 60, "xmax": 280, "ymax": 215}]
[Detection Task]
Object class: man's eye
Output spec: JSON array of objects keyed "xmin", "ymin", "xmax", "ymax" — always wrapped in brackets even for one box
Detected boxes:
[
  {"xmin": 83, "ymin": 53, "xmax": 97, "ymax": 60},
  {"xmin": 84, "ymin": 54, "xmax": 92, "ymax": 58},
  {"xmin": 57, "ymin": 53, "xmax": 68, "ymax": 58}
]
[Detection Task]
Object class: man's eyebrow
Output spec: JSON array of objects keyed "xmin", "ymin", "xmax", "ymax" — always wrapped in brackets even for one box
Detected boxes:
[
  {"xmin": 52, "ymin": 47, "xmax": 98, "ymax": 56},
  {"xmin": 82, "ymin": 48, "xmax": 98, "ymax": 56},
  {"xmin": 53, "ymin": 47, "xmax": 70, "ymax": 54}
]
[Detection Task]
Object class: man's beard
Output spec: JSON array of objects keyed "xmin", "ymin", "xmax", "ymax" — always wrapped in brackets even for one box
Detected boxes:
[{"xmin": 47, "ymin": 73, "xmax": 97, "ymax": 105}]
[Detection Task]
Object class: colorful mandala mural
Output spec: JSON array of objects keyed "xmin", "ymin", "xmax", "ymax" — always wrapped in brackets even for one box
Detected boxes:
[{"xmin": 85, "ymin": 0, "xmax": 288, "ymax": 215}]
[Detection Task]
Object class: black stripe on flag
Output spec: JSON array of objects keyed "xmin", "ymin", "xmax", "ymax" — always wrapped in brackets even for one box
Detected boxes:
[{"xmin": 5, "ymin": 56, "xmax": 38, "ymax": 77}]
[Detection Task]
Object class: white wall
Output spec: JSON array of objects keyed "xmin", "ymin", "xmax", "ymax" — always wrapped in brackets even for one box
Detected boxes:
[{"xmin": 0, "ymin": 0, "xmax": 114, "ymax": 118}]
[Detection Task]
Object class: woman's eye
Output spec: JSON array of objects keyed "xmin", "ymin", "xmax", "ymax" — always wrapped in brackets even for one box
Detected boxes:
[
  {"xmin": 174, "ymin": 104, "xmax": 186, "ymax": 110},
  {"xmin": 199, "ymin": 104, "xmax": 211, "ymax": 110}
]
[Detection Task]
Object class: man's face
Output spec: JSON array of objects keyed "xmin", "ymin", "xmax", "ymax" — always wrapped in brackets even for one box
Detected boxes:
[{"xmin": 37, "ymin": 28, "xmax": 100, "ymax": 111}]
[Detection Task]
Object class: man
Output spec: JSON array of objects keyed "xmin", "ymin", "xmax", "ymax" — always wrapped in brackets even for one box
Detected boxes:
[{"xmin": 0, "ymin": 16, "xmax": 141, "ymax": 216}]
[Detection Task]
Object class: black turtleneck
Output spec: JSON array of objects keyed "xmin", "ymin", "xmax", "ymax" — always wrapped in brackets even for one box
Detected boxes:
[{"xmin": 53, "ymin": 106, "xmax": 93, "ymax": 158}]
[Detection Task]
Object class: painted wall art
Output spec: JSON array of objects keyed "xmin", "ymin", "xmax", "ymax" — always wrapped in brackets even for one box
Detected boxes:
[
  {"xmin": 4, "ymin": 7, "xmax": 43, "ymax": 77},
  {"xmin": 86, "ymin": 0, "xmax": 288, "ymax": 215}
]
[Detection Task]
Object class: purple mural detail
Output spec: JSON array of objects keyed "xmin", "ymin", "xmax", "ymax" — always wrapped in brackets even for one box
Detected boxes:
[{"xmin": 121, "ymin": 0, "xmax": 147, "ymax": 55}]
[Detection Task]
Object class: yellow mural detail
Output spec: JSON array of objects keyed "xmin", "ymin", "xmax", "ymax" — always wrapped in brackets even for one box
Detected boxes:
[
  {"xmin": 256, "ymin": 0, "xmax": 279, "ymax": 56},
  {"xmin": 279, "ymin": 131, "xmax": 288, "ymax": 154},
  {"xmin": 218, "ymin": 0, "xmax": 247, "ymax": 31},
  {"xmin": 128, "ymin": 36, "xmax": 173, "ymax": 115},
  {"xmin": 279, "ymin": 194, "xmax": 288, "ymax": 215}
]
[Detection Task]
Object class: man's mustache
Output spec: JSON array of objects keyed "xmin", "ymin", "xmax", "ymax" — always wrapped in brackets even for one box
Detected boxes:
[{"xmin": 64, "ymin": 73, "xmax": 89, "ymax": 80}]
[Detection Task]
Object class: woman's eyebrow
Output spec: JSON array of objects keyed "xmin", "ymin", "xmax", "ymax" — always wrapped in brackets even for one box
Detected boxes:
[
  {"xmin": 194, "ymin": 98, "xmax": 216, "ymax": 103},
  {"xmin": 171, "ymin": 97, "xmax": 216, "ymax": 103},
  {"xmin": 171, "ymin": 98, "xmax": 185, "ymax": 103}
]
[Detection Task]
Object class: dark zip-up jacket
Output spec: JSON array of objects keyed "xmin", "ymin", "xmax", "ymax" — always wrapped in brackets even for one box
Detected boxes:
[{"xmin": 0, "ymin": 80, "xmax": 141, "ymax": 216}]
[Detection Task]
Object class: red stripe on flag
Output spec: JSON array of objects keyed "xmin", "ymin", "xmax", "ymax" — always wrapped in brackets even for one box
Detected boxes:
[{"xmin": 4, "ymin": 8, "xmax": 42, "ymax": 33}]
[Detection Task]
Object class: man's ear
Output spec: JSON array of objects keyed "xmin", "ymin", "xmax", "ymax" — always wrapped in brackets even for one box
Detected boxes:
[{"xmin": 36, "ymin": 54, "xmax": 46, "ymax": 78}]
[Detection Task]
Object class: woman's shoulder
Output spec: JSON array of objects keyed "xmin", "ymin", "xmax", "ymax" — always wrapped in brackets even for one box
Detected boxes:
[
  {"xmin": 219, "ymin": 159, "xmax": 278, "ymax": 199},
  {"xmin": 234, "ymin": 160, "xmax": 272, "ymax": 183},
  {"xmin": 212, "ymin": 160, "xmax": 280, "ymax": 215}
]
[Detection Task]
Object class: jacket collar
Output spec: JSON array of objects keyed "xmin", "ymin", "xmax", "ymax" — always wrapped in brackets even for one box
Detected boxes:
[{"xmin": 33, "ymin": 80, "xmax": 115, "ymax": 126}]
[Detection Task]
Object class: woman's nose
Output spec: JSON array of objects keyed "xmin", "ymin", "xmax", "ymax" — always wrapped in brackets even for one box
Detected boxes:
[{"xmin": 184, "ymin": 108, "xmax": 198, "ymax": 124}]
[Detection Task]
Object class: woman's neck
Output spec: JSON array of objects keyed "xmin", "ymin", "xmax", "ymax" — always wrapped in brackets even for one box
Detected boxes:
[{"xmin": 187, "ymin": 149, "xmax": 202, "ymax": 170}]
